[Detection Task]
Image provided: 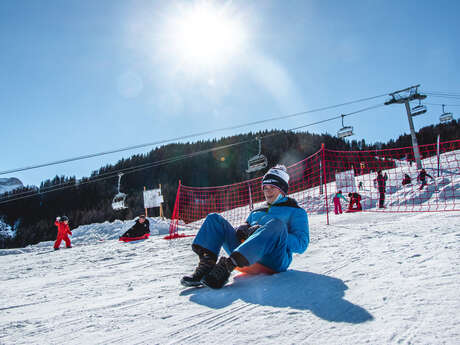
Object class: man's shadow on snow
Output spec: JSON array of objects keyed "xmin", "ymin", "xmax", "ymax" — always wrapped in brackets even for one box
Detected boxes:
[{"xmin": 181, "ymin": 270, "xmax": 373, "ymax": 324}]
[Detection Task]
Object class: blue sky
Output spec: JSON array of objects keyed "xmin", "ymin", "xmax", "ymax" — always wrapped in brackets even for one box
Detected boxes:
[{"xmin": 1, "ymin": 0, "xmax": 459, "ymax": 187}]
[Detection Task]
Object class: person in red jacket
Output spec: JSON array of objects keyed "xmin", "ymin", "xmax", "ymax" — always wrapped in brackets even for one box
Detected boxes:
[
  {"xmin": 348, "ymin": 192, "xmax": 362, "ymax": 211},
  {"xmin": 54, "ymin": 216, "xmax": 72, "ymax": 250}
]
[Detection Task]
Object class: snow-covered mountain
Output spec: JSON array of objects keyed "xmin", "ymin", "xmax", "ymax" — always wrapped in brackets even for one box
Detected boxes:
[
  {"xmin": 0, "ymin": 197, "xmax": 459, "ymax": 344},
  {"xmin": 0, "ymin": 177, "xmax": 23, "ymax": 195}
]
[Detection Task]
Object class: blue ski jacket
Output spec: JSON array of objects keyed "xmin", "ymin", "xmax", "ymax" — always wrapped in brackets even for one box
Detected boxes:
[{"xmin": 245, "ymin": 196, "xmax": 309, "ymax": 254}]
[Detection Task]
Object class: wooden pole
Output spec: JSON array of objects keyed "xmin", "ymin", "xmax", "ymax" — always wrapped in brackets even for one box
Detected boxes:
[{"xmin": 144, "ymin": 186, "xmax": 148, "ymax": 217}]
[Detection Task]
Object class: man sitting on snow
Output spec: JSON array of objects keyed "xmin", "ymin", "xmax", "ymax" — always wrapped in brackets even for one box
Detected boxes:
[
  {"xmin": 120, "ymin": 214, "xmax": 150, "ymax": 239},
  {"xmin": 181, "ymin": 164, "xmax": 309, "ymax": 289}
]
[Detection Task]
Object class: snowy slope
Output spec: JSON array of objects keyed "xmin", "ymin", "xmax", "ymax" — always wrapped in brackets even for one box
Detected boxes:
[
  {"xmin": 0, "ymin": 150, "xmax": 459, "ymax": 344},
  {"xmin": 0, "ymin": 209, "xmax": 459, "ymax": 344},
  {"xmin": 181, "ymin": 149, "xmax": 460, "ymax": 234}
]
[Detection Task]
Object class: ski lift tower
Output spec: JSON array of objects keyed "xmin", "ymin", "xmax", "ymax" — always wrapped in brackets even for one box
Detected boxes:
[{"xmin": 384, "ymin": 84, "xmax": 427, "ymax": 169}]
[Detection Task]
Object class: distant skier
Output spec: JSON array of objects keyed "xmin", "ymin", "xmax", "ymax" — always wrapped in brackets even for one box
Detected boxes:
[
  {"xmin": 402, "ymin": 174, "xmax": 412, "ymax": 186},
  {"xmin": 54, "ymin": 216, "xmax": 72, "ymax": 250},
  {"xmin": 119, "ymin": 214, "xmax": 150, "ymax": 239},
  {"xmin": 181, "ymin": 164, "xmax": 309, "ymax": 289},
  {"xmin": 417, "ymin": 168, "xmax": 434, "ymax": 190},
  {"xmin": 375, "ymin": 170, "xmax": 388, "ymax": 208},
  {"xmin": 333, "ymin": 190, "xmax": 347, "ymax": 214},
  {"xmin": 348, "ymin": 192, "xmax": 362, "ymax": 211}
]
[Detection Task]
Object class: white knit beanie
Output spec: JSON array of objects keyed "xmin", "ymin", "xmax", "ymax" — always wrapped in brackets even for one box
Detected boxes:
[{"xmin": 262, "ymin": 164, "xmax": 290, "ymax": 195}]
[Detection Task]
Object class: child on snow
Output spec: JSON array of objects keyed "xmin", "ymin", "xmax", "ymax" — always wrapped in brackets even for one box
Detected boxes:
[
  {"xmin": 348, "ymin": 192, "xmax": 362, "ymax": 211},
  {"xmin": 333, "ymin": 190, "xmax": 347, "ymax": 214},
  {"xmin": 181, "ymin": 165, "xmax": 309, "ymax": 289},
  {"xmin": 417, "ymin": 168, "xmax": 434, "ymax": 190},
  {"xmin": 54, "ymin": 216, "xmax": 72, "ymax": 250},
  {"xmin": 402, "ymin": 174, "xmax": 412, "ymax": 186}
]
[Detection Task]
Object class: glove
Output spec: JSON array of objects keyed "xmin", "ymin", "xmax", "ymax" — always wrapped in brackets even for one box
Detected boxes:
[
  {"xmin": 235, "ymin": 224, "xmax": 250, "ymax": 242},
  {"xmin": 56, "ymin": 217, "xmax": 61, "ymax": 221},
  {"xmin": 235, "ymin": 224, "xmax": 261, "ymax": 243}
]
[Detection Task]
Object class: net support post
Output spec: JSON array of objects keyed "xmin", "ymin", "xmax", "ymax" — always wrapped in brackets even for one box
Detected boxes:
[
  {"xmin": 321, "ymin": 143, "xmax": 330, "ymax": 225},
  {"xmin": 165, "ymin": 180, "xmax": 181, "ymax": 240}
]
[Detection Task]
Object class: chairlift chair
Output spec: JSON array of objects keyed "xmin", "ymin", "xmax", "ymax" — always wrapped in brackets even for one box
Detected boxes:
[
  {"xmin": 439, "ymin": 104, "xmax": 453, "ymax": 123},
  {"xmin": 112, "ymin": 192, "xmax": 127, "ymax": 210},
  {"xmin": 246, "ymin": 137, "xmax": 268, "ymax": 173},
  {"xmin": 337, "ymin": 114, "xmax": 354, "ymax": 138},
  {"xmin": 411, "ymin": 100, "xmax": 427, "ymax": 116},
  {"xmin": 112, "ymin": 173, "xmax": 128, "ymax": 210}
]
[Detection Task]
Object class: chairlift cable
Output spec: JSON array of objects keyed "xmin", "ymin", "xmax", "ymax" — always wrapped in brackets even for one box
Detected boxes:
[
  {"xmin": 0, "ymin": 102, "xmax": 385, "ymax": 205},
  {"xmin": 423, "ymin": 93, "xmax": 460, "ymax": 100},
  {"xmin": 423, "ymin": 91, "xmax": 460, "ymax": 97},
  {"xmin": 426, "ymin": 103, "xmax": 460, "ymax": 107},
  {"xmin": 0, "ymin": 93, "xmax": 389, "ymax": 176},
  {"xmin": 0, "ymin": 102, "xmax": 387, "ymax": 205},
  {"xmin": 0, "ymin": 141, "xmax": 253, "ymax": 204}
]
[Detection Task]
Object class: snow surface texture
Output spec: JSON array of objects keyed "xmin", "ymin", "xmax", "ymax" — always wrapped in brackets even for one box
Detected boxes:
[{"xmin": 1, "ymin": 208, "xmax": 459, "ymax": 344}]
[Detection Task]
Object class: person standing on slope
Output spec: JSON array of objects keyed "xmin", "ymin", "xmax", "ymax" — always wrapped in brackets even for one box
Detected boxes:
[
  {"xmin": 375, "ymin": 170, "xmax": 388, "ymax": 209},
  {"xmin": 181, "ymin": 164, "xmax": 309, "ymax": 289},
  {"xmin": 417, "ymin": 168, "xmax": 434, "ymax": 190},
  {"xmin": 333, "ymin": 190, "xmax": 347, "ymax": 214},
  {"xmin": 54, "ymin": 216, "xmax": 72, "ymax": 250}
]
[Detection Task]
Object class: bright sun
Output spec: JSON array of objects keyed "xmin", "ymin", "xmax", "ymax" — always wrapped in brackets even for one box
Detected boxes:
[{"xmin": 164, "ymin": 2, "xmax": 247, "ymax": 67}]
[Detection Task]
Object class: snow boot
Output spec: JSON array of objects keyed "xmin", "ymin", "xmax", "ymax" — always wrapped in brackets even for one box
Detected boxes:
[
  {"xmin": 201, "ymin": 257, "xmax": 237, "ymax": 289},
  {"xmin": 181, "ymin": 249, "xmax": 217, "ymax": 287},
  {"xmin": 53, "ymin": 248, "xmax": 59, "ymax": 251},
  {"xmin": 201, "ymin": 252, "xmax": 250, "ymax": 289}
]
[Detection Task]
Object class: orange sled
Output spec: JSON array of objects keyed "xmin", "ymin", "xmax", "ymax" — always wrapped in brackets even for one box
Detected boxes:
[{"xmin": 235, "ymin": 262, "xmax": 276, "ymax": 275}]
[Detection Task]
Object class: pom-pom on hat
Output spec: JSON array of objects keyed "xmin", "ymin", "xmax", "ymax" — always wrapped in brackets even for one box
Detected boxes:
[{"xmin": 262, "ymin": 164, "xmax": 290, "ymax": 195}]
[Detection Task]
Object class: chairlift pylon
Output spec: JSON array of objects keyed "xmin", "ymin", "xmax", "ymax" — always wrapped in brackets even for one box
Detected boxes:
[
  {"xmin": 439, "ymin": 104, "xmax": 453, "ymax": 123},
  {"xmin": 337, "ymin": 114, "xmax": 354, "ymax": 138},
  {"xmin": 112, "ymin": 173, "xmax": 127, "ymax": 211},
  {"xmin": 246, "ymin": 137, "xmax": 268, "ymax": 173},
  {"xmin": 411, "ymin": 99, "xmax": 427, "ymax": 116}
]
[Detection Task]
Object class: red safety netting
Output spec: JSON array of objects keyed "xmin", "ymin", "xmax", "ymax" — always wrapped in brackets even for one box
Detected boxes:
[{"xmin": 167, "ymin": 140, "xmax": 460, "ymax": 238}]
